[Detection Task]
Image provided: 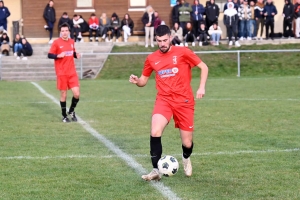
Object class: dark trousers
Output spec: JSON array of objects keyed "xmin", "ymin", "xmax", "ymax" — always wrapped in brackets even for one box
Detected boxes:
[
  {"xmin": 227, "ymin": 25, "xmax": 238, "ymax": 41},
  {"xmin": 198, "ymin": 33, "xmax": 208, "ymax": 42},
  {"xmin": 192, "ymin": 20, "xmax": 203, "ymax": 36},
  {"xmin": 265, "ymin": 19, "xmax": 274, "ymax": 39},
  {"xmin": 180, "ymin": 22, "xmax": 188, "ymax": 36},
  {"xmin": 99, "ymin": 26, "xmax": 108, "ymax": 36},
  {"xmin": 185, "ymin": 33, "xmax": 196, "ymax": 42},
  {"xmin": 89, "ymin": 28, "xmax": 99, "ymax": 38},
  {"xmin": 17, "ymin": 49, "xmax": 32, "ymax": 57},
  {"xmin": 255, "ymin": 18, "xmax": 265, "ymax": 37},
  {"xmin": 71, "ymin": 27, "xmax": 81, "ymax": 40},
  {"xmin": 206, "ymin": 19, "xmax": 217, "ymax": 31},
  {"xmin": 110, "ymin": 28, "xmax": 121, "ymax": 39},
  {"xmin": 47, "ymin": 21, "xmax": 54, "ymax": 40},
  {"xmin": 283, "ymin": 18, "xmax": 293, "ymax": 37}
]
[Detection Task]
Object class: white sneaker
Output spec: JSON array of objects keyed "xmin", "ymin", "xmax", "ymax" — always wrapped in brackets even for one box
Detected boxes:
[
  {"xmin": 141, "ymin": 168, "xmax": 161, "ymax": 181},
  {"xmin": 247, "ymin": 37, "xmax": 252, "ymax": 40},
  {"xmin": 22, "ymin": 57, "xmax": 28, "ymax": 60},
  {"xmin": 16, "ymin": 56, "xmax": 20, "ymax": 60},
  {"xmin": 199, "ymin": 42, "xmax": 202, "ymax": 46},
  {"xmin": 151, "ymin": 44, "xmax": 154, "ymax": 47},
  {"xmin": 80, "ymin": 39, "xmax": 84, "ymax": 43},
  {"xmin": 116, "ymin": 39, "xmax": 119, "ymax": 42},
  {"xmin": 239, "ymin": 37, "xmax": 244, "ymax": 41},
  {"xmin": 102, "ymin": 34, "xmax": 106, "ymax": 39},
  {"xmin": 95, "ymin": 37, "xmax": 99, "ymax": 41},
  {"xmin": 145, "ymin": 44, "xmax": 148, "ymax": 48},
  {"xmin": 77, "ymin": 34, "xmax": 82, "ymax": 39},
  {"xmin": 182, "ymin": 156, "xmax": 192, "ymax": 177},
  {"xmin": 44, "ymin": 25, "xmax": 48, "ymax": 29},
  {"xmin": 216, "ymin": 41, "xmax": 219, "ymax": 46},
  {"xmin": 185, "ymin": 43, "xmax": 188, "ymax": 47},
  {"xmin": 235, "ymin": 41, "xmax": 241, "ymax": 47},
  {"xmin": 48, "ymin": 39, "xmax": 53, "ymax": 44},
  {"xmin": 192, "ymin": 42, "xmax": 195, "ymax": 46},
  {"xmin": 14, "ymin": 52, "xmax": 17, "ymax": 56},
  {"xmin": 229, "ymin": 41, "xmax": 233, "ymax": 46},
  {"xmin": 179, "ymin": 43, "xmax": 184, "ymax": 46}
]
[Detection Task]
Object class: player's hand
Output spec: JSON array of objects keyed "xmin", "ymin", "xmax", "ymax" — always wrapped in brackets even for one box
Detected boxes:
[
  {"xmin": 196, "ymin": 88, "xmax": 205, "ymax": 99},
  {"xmin": 129, "ymin": 74, "xmax": 139, "ymax": 84},
  {"xmin": 57, "ymin": 52, "xmax": 65, "ymax": 58},
  {"xmin": 76, "ymin": 53, "xmax": 81, "ymax": 59}
]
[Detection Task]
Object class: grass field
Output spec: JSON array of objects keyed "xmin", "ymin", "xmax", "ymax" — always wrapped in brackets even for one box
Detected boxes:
[{"xmin": 0, "ymin": 75, "xmax": 299, "ymax": 199}]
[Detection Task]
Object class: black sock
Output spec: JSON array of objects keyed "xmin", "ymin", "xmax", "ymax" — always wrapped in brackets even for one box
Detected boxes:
[
  {"xmin": 182, "ymin": 142, "xmax": 193, "ymax": 159},
  {"xmin": 60, "ymin": 101, "xmax": 67, "ymax": 117},
  {"xmin": 69, "ymin": 97, "xmax": 79, "ymax": 113},
  {"xmin": 150, "ymin": 136, "xmax": 162, "ymax": 169}
]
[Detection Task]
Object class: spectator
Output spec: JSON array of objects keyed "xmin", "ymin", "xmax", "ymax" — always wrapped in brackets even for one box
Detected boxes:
[
  {"xmin": 295, "ymin": 0, "xmax": 300, "ymax": 38},
  {"xmin": 196, "ymin": 22, "xmax": 209, "ymax": 46},
  {"xmin": 224, "ymin": 2, "xmax": 241, "ymax": 46},
  {"xmin": 121, "ymin": 13, "xmax": 134, "ymax": 42},
  {"xmin": 172, "ymin": 0, "xmax": 181, "ymax": 24},
  {"xmin": 184, "ymin": 22, "xmax": 196, "ymax": 46},
  {"xmin": 58, "ymin": 12, "xmax": 73, "ymax": 32},
  {"xmin": 205, "ymin": 0, "xmax": 220, "ymax": 31},
  {"xmin": 263, "ymin": 0, "xmax": 277, "ymax": 40},
  {"xmin": 88, "ymin": 13, "xmax": 99, "ymax": 42},
  {"xmin": 208, "ymin": 22, "xmax": 222, "ymax": 45},
  {"xmin": 0, "ymin": 0, "xmax": 10, "ymax": 32},
  {"xmin": 0, "ymin": 32, "xmax": 9, "ymax": 56},
  {"xmin": 142, "ymin": 5, "xmax": 155, "ymax": 47},
  {"xmin": 233, "ymin": 0, "xmax": 240, "ymax": 10},
  {"xmin": 72, "ymin": 14, "xmax": 84, "ymax": 42},
  {"xmin": 171, "ymin": 22, "xmax": 184, "ymax": 46},
  {"xmin": 12, "ymin": 33, "xmax": 22, "ymax": 56},
  {"xmin": 17, "ymin": 38, "xmax": 33, "ymax": 60},
  {"xmin": 238, "ymin": 0, "xmax": 252, "ymax": 40},
  {"xmin": 192, "ymin": 0, "xmax": 205, "ymax": 36},
  {"xmin": 154, "ymin": 11, "xmax": 162, "ymax": 30},
  {"xmin": 282, "ymin": 0, "xmax": 294, "ymax": 38},
  {"xmin": 99, "ymin": 13, "xmax": 111, "ymax": 42},
  {"xmin": 110, "ymin": 12, "xmax": 121, "ymax": 42},
  {"xmin": 43, "ymin": 0, "xmax": 56, "ymax": 44},
  {"xmin": 255, "ymin": 0, "xmax": 265, "ymax": 40},
  {"xmin": 178, "ymin": 0, "xmax": 192, "ymax": 36},
  {"xmin": 249, "ymin": 1, "xmax": 256, "ymax": 39},
  {"xmin": 224, "ymin": 0, "xmax": 239, "ymax": 12}
]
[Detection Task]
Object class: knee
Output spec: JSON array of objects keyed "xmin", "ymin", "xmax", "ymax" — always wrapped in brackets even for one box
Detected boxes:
[
  {"xmin": 60, "ymin": 91, "xmax": 67, "ymax": 100},
  {"xmin": 73, "ymin": 91, "xmax": 80, "ymax": 99},
  {"xmin": 182, "ymin": 140, "xmax": 193, "ymax": 148},
  {"xmin": 150, "ymin": 127, "xmax": 163, "ymax": 137}
]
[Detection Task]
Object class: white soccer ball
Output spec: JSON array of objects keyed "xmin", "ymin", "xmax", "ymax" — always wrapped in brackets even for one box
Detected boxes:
[{"xmin": 157, "ymin": 155, "xmax": 179, "ymax": 177}]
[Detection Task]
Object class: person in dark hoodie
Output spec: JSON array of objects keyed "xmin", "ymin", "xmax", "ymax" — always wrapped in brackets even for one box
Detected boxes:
[
  {"xmin": 205, "ymin": 0, "xmax": 220, "ymax": 31},
  {"xmin": 254, "ymin": 0, "xmax": 265, "ymax": 40},
  {"xmin": 196, "ymin": 22, "xmax": 209, "ymax": 46},
  {"xmin": 172, "ymin": 0, "xmax": 181, "ymax": 24},
  {"xmin": 192, "ymin": 0, "xmax": 206, "ymax": 36},
  {"xmin": 263, "ymin": 0, "xmax": 277, "ymax": 40},
  {"xmin": 0, "ymin": 0, "xmax": 10, "ymax": 31},
  {"xmin": 282, "ymin": 0, "xmax": 294, "ymax": 38},
  {"xmin": 58, "ymin": 12, "xmax": 73, "ymax": 32},
  {"xmin": 43, "ymin": 0, "xmax": 56, "ymax": 44},
  {"xmin": 295, "ymin": 0, "xmax": 300, "ymax": 38},
  {"xmin": 223, "ymin": 2, "xmax": 241, "ymax": 47},
  {"xmin": 110, "ymin": 13, "xmax": 121, "ymax": 42},
  {"xmin": 0, "ymin": 32, "xmax": 9, "ymax": 56},
  {"xmin": 17, "ymin": 38, "xmax": 33, "ymax": 60}
]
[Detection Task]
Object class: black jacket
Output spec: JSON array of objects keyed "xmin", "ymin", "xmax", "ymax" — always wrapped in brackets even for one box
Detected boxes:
[
  {"xmin": 121, "ymin": 19, "xmax": 134, "ymax": 32},
  {"xmin": 142, "ymin": 12, "xmax": 155, "ymax": 27},
  {"xmin": 0, "ymin": 35, "xmax": 9, "ymax": 45},
  {"xmin": 206, "ymin": 2, "xmax": 220, "ymax": 22},
  {"xmin": 172, "ymin": 4, "xmax": 180, "ymax": 24},
  {"xmin": 283, "ymin": 0, "xmax": 294, "ymax": 20},
  {"xmin": 197, "ymin": 28, "xmax": 209, "ymax": 38},
  {"xmin": 58, "ymin": 17, "xmax": 73, "ymax": 29},
  {"xmin": 43, "ymin": 4, "xmax": 56, "ymax": 23},
  {"xmin": 22, "ymin": 42, "xmax": 33, "ymax": 54}
]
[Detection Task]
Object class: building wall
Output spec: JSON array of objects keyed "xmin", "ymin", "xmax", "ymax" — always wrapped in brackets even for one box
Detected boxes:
[{"xmin": 4, "ymin": 0, "xmax": 22, "ymax": 39}]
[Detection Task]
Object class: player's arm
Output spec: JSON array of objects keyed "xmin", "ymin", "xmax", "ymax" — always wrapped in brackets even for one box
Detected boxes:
[
  {"xmin": 129, "ymin": 74, "xmax": 149, "ymax": 87},
  {"xmin": 196, "ymin": 61, "xmax": 208, "ymax": 99},
  {"xmin": 48, "ymin": 42, "xmax": 65, "ymax": 59}
]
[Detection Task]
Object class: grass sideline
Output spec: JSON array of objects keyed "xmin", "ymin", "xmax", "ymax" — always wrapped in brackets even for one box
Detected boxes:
[
  {"xmin": 98, "ymin": 43, "xmax": 300, "ymax": 79},
  {"xmin": 0, "ymin": 77, "xmax": 300, "ymax": 199}
]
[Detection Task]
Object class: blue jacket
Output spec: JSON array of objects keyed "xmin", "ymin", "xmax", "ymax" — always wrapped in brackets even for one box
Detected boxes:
[
  {"xmin": 263, "ymin": 2, "xmax": 277, "ymax": 21},
  {"xmin": 191, "ymin": 4, "xmax": 205, "ymax": 21},
  {"xmin": 0, "ymin": 6, "xmax": 10, "ymax": 24}
]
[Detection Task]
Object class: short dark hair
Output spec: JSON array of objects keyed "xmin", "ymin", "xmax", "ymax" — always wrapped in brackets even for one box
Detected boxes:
[
  {"xmin": 63, "ymin": 12, "xmax": 67, "ymax": 15},
  {"xmin": 155, "ymin": 25, "xmax": 171, "ymax": 37},
  {"xmin": 59, "ymin": 22, "xmax": 70, "ymax": 31},
  {"xmin": 91, "ymin": 13, "xmax": 96, "ymax": 17}
]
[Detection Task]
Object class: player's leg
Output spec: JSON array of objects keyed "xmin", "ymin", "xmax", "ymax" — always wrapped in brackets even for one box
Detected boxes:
[
  {"xmin": 57, "ymin": 76, "xmax": 71, "ymax": 123},
  {"xmin": 68, "ymin": 75, "xmax": 80, "ymax": 122},
  {"xmin": 180, "ymin": 129, "xmax": 193, "ymax": 177}
]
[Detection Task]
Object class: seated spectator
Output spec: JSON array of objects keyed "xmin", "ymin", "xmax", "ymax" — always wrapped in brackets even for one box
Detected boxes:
[
  {"xmin": 12, "ymin": 33, "xmax": 22, "ymax": 56},
  {"xmin": 72, "ymin": 14, "xmax": 84, "ymax": 42},
  {"xmin": 0, "ymin": 32, "xmax": 10, "ymax": 56},
  {"xmin": 171, "ymin": 22, "xmax": 184, "ymax": 46},
  {"xmin": 184, "ymin": 22, "xmax": 196, "ymax": 46},
  {"xmin": 58, "ymin": 12, "xmax": 73, "ymax": 36},
  {"xmin": 17, "ymin": 38, "xmax": 33, "ymax": 60},
  {"xmin": 196, "ymin": 22, "xmax": 209, "ymax": 46},
  {"xmin": 121, "ymin": 13, "xmax": 134, "ymax": 42},
  {"xmin": 208, "ymin": 22, "xmax": 222, "ymax": 45},
  {"xmin": 88, "ymin": 13, "xmax": 99, "ymax": 42},
  {"xmin": 110, "ymin": 13, "xmax": 121, "ymax": 42},
  {"xmin": 224, "ymin": 2, "xmax": 241, "ymax": 46},
  {"xmin": 142, "ymin": 5, "xmax": 155, "ymax": 47},
  {"xmin": 99, "ymin": 13, "xmax": 111, "ymax": 41}
]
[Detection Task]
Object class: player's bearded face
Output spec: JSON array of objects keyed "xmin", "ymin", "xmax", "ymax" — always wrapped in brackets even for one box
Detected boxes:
[
  {"xmin": 156, "ymin": 35, "xmax": 172, "ymax": 53},
  {"xmin": 61, "ymin": 27, "xmax": 70, "ymax": 40}
]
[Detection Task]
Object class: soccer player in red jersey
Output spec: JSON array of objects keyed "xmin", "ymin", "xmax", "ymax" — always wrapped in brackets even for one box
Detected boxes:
[
  {"xmin": 48, "ymin": 23, "xmax": 81, "ymax": 123},
  {"xmin": 129, "ymin": 25, "xmax": 208, "ymax": 181}
]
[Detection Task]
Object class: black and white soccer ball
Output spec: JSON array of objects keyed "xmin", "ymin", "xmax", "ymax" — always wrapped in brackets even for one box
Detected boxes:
[{"xmin": 157, "ymin": 155, "xmax": 179, "ymax": 177}]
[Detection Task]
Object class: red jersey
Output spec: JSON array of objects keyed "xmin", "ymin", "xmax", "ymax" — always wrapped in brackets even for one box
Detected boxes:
[
  {"xmin": 142, "ymin": 46, "xmax": 201, "ymax": 103},
  {"xmin": 49, "ymin": 38, "xmax": 77, "ymax": 76}
]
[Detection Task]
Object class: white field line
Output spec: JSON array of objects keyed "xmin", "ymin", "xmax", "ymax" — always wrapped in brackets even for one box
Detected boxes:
[
  {"xmin": 1, "ymin": 148, "xmax": 299, "ymax": 160},
  {"xmin": 30, "ymin": 82, "xmax": 180, "ymax": 200}
]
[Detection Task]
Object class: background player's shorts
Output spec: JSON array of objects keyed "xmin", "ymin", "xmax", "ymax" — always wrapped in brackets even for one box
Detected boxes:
[
  {"xmin": 152, "ymin": 98, "xmax": 195, "ymax": 131},
  {"xmin": 57, "ymin": 74, "xmax": 79, "ymax": 90}
]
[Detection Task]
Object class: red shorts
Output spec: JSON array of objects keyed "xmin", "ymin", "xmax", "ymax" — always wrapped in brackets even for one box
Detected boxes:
[
  {"xmin": 57, "ymin": 74, "xmax": 79, "ymax": 90},
  {"xmin": 152, "ymin": 98, "xmax": 195, "ymax": 131}
]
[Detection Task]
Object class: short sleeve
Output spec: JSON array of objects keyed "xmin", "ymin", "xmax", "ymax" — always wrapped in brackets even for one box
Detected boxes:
[
  {"xmin": 184, "ymin": 47, "xmax": 202, "ymax": 68},
  {"xmin": 49, "ymin": 40, "xmax": 58, "ymax": 54},
  {"xmin": 142, "ymin": 57, "xmax": 153, "ymax": 77}
]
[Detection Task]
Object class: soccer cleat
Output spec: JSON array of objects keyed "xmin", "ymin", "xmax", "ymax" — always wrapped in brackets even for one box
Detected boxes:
[
  {"xmin": 182, "ymin": 156, "xmax": 192, "ymax": 177},
  {"xmin": 62, "ymin": 116, "xmax": 71, "ymax": 123},
  {"xmin": 68, "ymin": 111, "xmax": 77, "ymax": 122},
  {"xmin": 141, "ymin": 168, "xmax": 161, "ymax": 181}
]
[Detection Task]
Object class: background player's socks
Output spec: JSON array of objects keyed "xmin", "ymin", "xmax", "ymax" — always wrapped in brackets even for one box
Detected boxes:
[
  {"xmin": 69, "ymin": 97, "xmax": 79, "ymax": 113},
  {"xmin": 150, "ymin": 136, "xmax": 162, "ymax": 168},
  {"xmin": 182, "ymin": 142, "xmax": 193, "ymax": 159},
  {"xmin": 60, "ymin": 101, "xmax": 67, "ymax": 117}
]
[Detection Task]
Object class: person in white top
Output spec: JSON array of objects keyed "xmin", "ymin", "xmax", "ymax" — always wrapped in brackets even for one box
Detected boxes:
[{"xmin": 208, "ymin": 22, "xmax": 222, "ymax": 45}]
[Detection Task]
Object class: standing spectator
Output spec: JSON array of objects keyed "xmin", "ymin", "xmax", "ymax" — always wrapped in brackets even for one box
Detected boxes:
[
  {"xmin": 71, "ymin": 14, "xmax": 84, "ymax": 42},
  {"xmin": 99, "ymin": 13, "xmax": 111, "ymax": 42},
  {"xmin": 263, "ymin": 0, "xmax": 277, "ymax": 40},
  {"xmin": 208, "ymin": 22, "xmax": 222, "ymax": 45},
  {"xmin": 206, "ymin": 0, "xmax": 220, "ymax": 31},
  {"xmin": 184, "ymin": 22, "xmax": 196, "ymax": 46},
  {"xmin": 196, "ymin": 22, "xmax": 209, "ymax": 46},
  {"xmin": 110, "ymin": 13, "xmax": 121, "ymax": 42},
  {"xmin": 249, "ymin": 1, "xmax": 256, "ymax": 39},
  {"xmin": 192, "ymin": 0, "xmax": 205, "ymax": 36},
  {"xmin": 58, "ymin": 12, "xmax": 73, "ymax": 31},
  {"xmin": 179, "ymin": 0, "xmax": 192, "ymax": 36},
  {"xmin": 224, "ymin": 0, "xmax": 239, "ymax": 12},
  {"xmin": 142, "ymin": 5, "xmax": 155, "ymax": 47},
  {"xmin": 172, "ymin": 0, "xmax": 181, "ymax": 24},
  {"xmin": 121, "ymin": 13, "xmax": 134, "ymax": 42},
  {"xmin": 43, "ymin": 0, "xmax": 56, "ymax": 44},
  {"xmin": 12, "ymin": 33, "xmax": 22, "ymax": 56},
  {"xmin": 0, "ymin": 0, "xmax": 10, "ymax": 31},
  {"xmin": 238, "ymin": 0, "xmax": 252, "ymax": 40},
  {"xmin": 171, "ymin": 22, "xmax": 184, "ymax": 45},
  {"xmin": 224, "ymin": 2, "xmax": 241, "ymax": 46},
  {"xmin": 17, "ymin": 38, "xmax": 33, "ymax": 60},
  {"xmin": 153, "ymin": 11, "xmax": 162, "ymax": 30},
  {"xmin": 88, "ymin": 13, "xmax": 99, "ymax": 42},
  {"xmin": 295, "ymin": 0, "xmax": 300, "ymax": 38},
  {"xmin": 282, "ymin": 0, "xmax": 294, "ymax": 38},
  {"xmin": 255, "ymin": 0, "xmax": 265, "ymax": 40},
  {"xmin": 0, "ymin": 32, "xmax": 9, "ymax": 56}
]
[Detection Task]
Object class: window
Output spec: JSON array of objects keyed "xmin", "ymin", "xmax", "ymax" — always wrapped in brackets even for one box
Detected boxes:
[
  {"xmin": 214, "ymin": 0, "xmax": 227, "ymax": 12},
  {"xmin": 74, "ymin": 0, "xmax": 95, "ymax": 12},
  {"xmin": 128, "ymin": 0, "xmax": 148, "ymax": 11}
]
